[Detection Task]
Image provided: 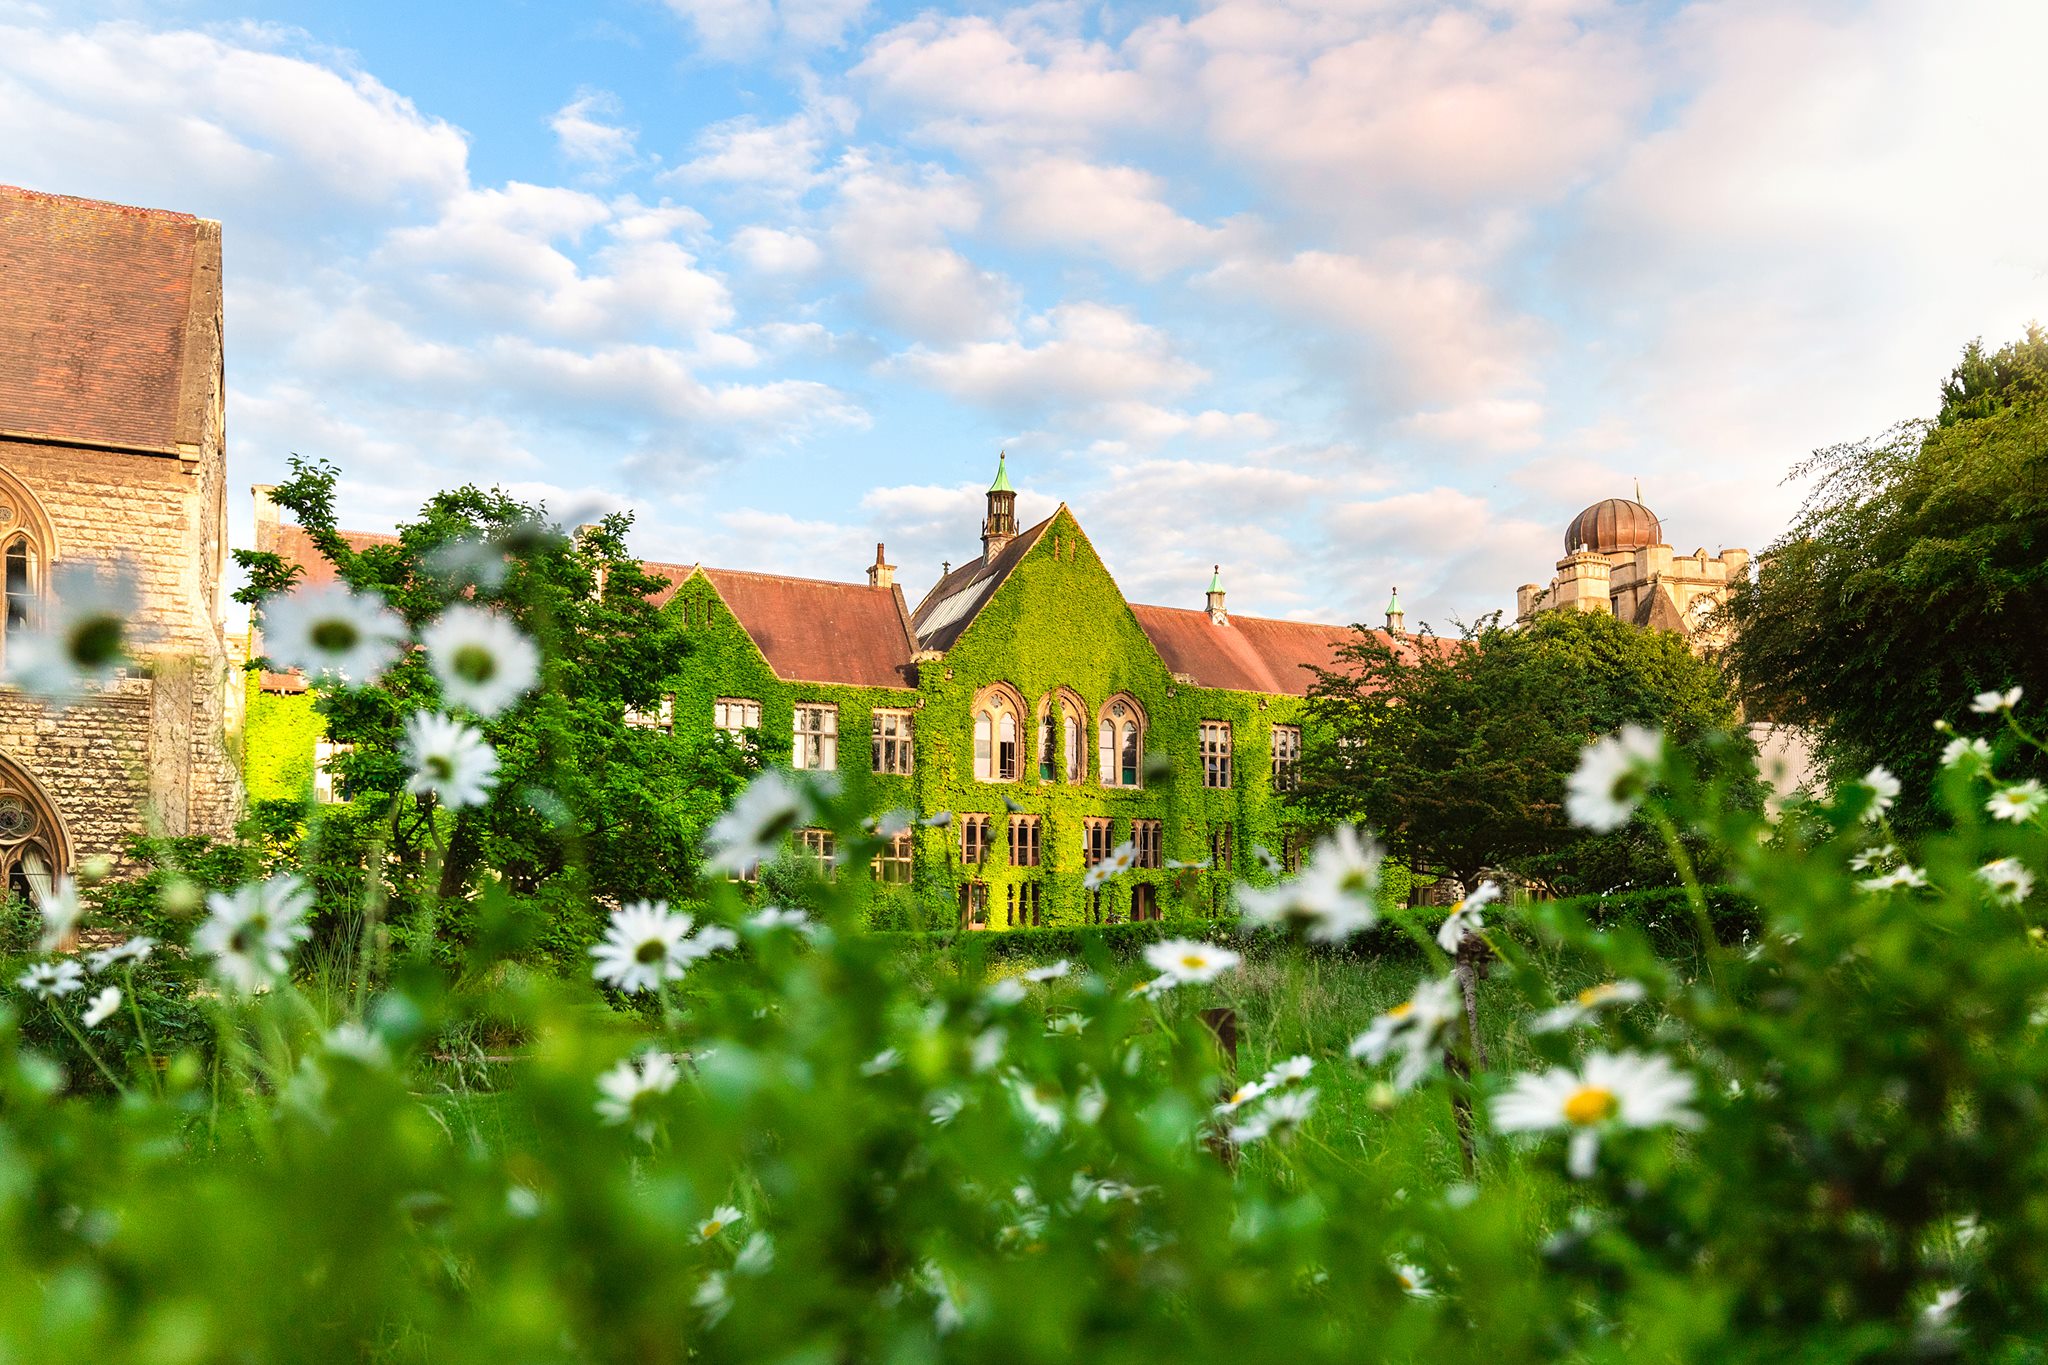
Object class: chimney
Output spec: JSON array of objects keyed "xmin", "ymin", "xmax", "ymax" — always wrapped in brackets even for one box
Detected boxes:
[
  {"xmin": 867, "ymin": 542, "xmax": 896, "ymax": 588},
  {"xmin": 252, "ymin": 484, "xmax": 280, "ymax": 554},
  {"xmin": 1206, "ymin": 565, "xmax": 1228, "ymax": 625},
  {"xmin": 1385, "ymin": 586, "xmax": 1405, "ymax": 637}
]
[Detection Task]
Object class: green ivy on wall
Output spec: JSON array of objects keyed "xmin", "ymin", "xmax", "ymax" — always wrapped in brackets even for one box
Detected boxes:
[{"xmin": 242, "ymin": 675, "xmax": 326, "ymax": 803}]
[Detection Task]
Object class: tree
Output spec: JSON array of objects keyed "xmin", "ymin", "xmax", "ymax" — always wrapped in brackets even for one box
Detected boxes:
[
  {"xmin": 1298, "ymin": 608, "xmax": 1753, "ymax": 896},
  {"xmin": 235, "ymin": 458, "xmax": 749, "ymax": 937},
  {"xmin": 1724, "ymin": 328, "xmax": 2048, "ymax": 827}
]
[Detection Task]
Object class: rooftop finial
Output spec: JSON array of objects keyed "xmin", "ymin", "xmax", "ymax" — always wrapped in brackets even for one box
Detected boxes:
[
  {"xmin": 989, "ymin": 449, "xmax": 1015, "ymax": 494},
  {"xmin": 1386, "ymin": 585, "xmax": 1406, "ymax": 636},
  {"xmin": 1206, "ymin": 564, "xmax": 1228, "ymax": 624}
]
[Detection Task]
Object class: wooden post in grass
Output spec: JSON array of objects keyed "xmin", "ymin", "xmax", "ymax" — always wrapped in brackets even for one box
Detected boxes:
[
  {"xmin": 1202, "ymin": 1007, "xmax": 1241, "ymax": 1167},
  {"xmin": 1445, "ymin": 935, "xmax": 1495, "ymax": 1177}
]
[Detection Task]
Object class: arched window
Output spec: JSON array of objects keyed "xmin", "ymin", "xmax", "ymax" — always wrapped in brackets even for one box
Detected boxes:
[
  {"xmin": 0, "ymin": 754, "xmax": 72, "ymax": 906},
  {"xmin": 971, "ymin": 684, "xmax": 1025, "ymax": 782},
  {"xmin": 0, "ymin": 467, "xmax": 59, "ymax": 674},
  {"xmin": 1037, "ymin": 689, "xmax": 1088, "ymax": 784},
  {"xmin": 1096, "ymin": 694, "xmax": 1147, "ymax": 788}
]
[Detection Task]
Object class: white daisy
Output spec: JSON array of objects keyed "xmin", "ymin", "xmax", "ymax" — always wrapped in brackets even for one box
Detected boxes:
[
  {"xmin": 81, "ymin": 986, "xmax": 121, "ymax": 1028},
  {"xmin": 1922, "ymin": 1285, "xmax": 1965, "ymax": 1327},
  {"xmin": 1142, "ymin": 937, "xmax": 1242, "ymax": 984},
  {"xmin": 1350, "ymin": 976, "xmax": 1463, "ymax": 1089},
  {"xmin": 1214, "ymin": 1079, "xmax": 1269, "ymax": 1115},
  {"xmin": 1860, "ymin": 765, "xmax": 1901, "ymax": 821},
  {"xmin": 1391, "ymin": 1261, "xmax": 1434, "ymax": 1299},
  {"xmin": 1490, "ymin": 1050, "xmax": 1701, "ymax": 1179},
  {"xmin": 2, "ymin": 561, "xmax": 139, "ymax": 702},
  {"xmin": 1261, "ymin": 1055, "xmax": 1315, "ymax": 1088},
  {"xmin": 697, "ymin": 1205, "xmax": 744, "ymax": 1241},
  {"xmin": 325, "ymin": 1022, "xmax": 391, "ymax": 1065},
  {"xmin": 258, "ymin": 582, "xmax": 407, "ymax": 685},
  {"xmin": 1165, "ymin": 858, "xmax": 1210, "ymax": 871},
  {"xmin": 686, "ymin": 924, "xmax": 739, "ymax": 958},
  {"xmin": 34, "ymin": 875, "xmax": 81, "ymax": 952},
  {"xmin": 984, "ymin": 979, "xmax": 1028, "ymax": 1007},
  {"xmin": 1848, "ymin": 844, "xmax": 1897, "ymax": 872},
  {"xmin": 748, "ymin": 906, "xmax": 810, "ymax": 933},
  {"xmin": 1435, "ymin": 881, "xmax": 1501, "ymax": 953},
  {"xmin": 589, "ymin": 900, "xmax": 697, "ymax": 993},
  {"xmin": 86, "ymin": 936, "xmax": 155, "ymax": 973},
  {"xmin": 1238, "ymin": 827, "xmax": 1383, "ymax": 941},
  {"xmin": 1009, "ymin": 1077, "xmax": 1065, "ymax": 1131},
  {"xmin": 1024, "ymin": 959, "xmax": 1071, "ymax": 982},
  {"xmin": 1977, "ymin": 858, "xmax": 2034, "ymax": 905},
  {"xmin": 927, "ymin": 1092, "xmax": 966, "ymax": 1125},
  {"xmin": 693, "ymin": 1271, "xmax": 731, "ymax": 1327},
  {"xmin": 17, "ymin": 958, "xmax": 85, "ymax": 999},
  {"xmin": 706, "ymin": 769, "xmax": 811, "ymax": 876},
  {"xmin": 920, "ymin": 810, "xmax": 954, "ymax": 828},
  {"xmin": 424, "ymin": 536, "xmax": 510, "ymax": 591},
  {"xmin": 859, "ymin": 1048, "xmax": 901, "ymax": 1076},
  {"xmin": 192, "ymin": 874, "xmax": 315, "ymax": 994},
  {"xmin": 1252, "ymin": 844, "xmax": 1283, "ymax": 876},
  {"xmin": 1228, "ymin": 1087, "xmax": 1317, "ymax": 1145},
  {"xmin": 1047, "ymin": 1012, "xmax": 1088, "ymax": 1037},
  {"xmin": 1565, "ymin": 726, "xmax": 1664, "ymax": 831},
  {"xmin": 1529, "ymin": 980, "xmax": 1649, "ymax": 1034},
  {"xmin": 402, "ymin": 711, "xmax": 500, "ymax": 808},
  {"xmin": 1972, "ymin": 687, "xmax": 2022, "ymax": 714},
  {"xmin": 1987, "ymin": 780, "xmax": 2046, "ymax": 823},
  {"xmin": 1084, "ymin": 841, "xmax": 1138, "ymax": 890},
  {"xmin": 595, "ymin": 1051, "xmax": 681, "ymax": 1140},
  {"xmin": 420, "ymin": 605, "xmax": 539, "ymax": 717},
  {"xmin": 1941, "ymin": 736, "xmax": 1994, "ymax": 769},
  {"xmin": 735, "ymin": 1231, "xmax": 775, "ymax": 1274},
  {"xmin": 1859, "ymin": 864, "xmax": 1930, "ymax": 892}
]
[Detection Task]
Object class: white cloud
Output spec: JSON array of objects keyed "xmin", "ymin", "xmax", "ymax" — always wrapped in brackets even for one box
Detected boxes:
[
  {"xmin": 0, "ymin": 21, "xmax": 467, "ymax": 220},
  {"xmin": 550, "ymin": 89, "xmax": 637, "ymax": 176},
  {"xmin": 894, "ymin": 302, "xmax": 1203, "ymax": 413},
  {"xmin": 989, "ymin": 155, "xmax": 1248, "ymax": 277},
  {"xmin": 731, "ymin": 225, "xmax": 824, "ymax": 274},
  {"xmin": 678, "ymin": 111, "xmax": 832, "ymax": 194},
  {"xmin": 824, "ymin": 160, "xmax": 1016, "ymax": 343},
  {"xmin": 664, "ymin": 0, "xmax": 871, "ymax": 60}
]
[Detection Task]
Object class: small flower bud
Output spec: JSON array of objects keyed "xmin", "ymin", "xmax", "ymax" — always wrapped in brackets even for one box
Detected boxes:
[{"xmin": 158, "ymin": 877, "xmax": 203, "ymax": 916}]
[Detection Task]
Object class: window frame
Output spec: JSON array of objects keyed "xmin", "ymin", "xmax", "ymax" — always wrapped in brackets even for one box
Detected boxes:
[
  {"xmin": 1131, "ymin": 818, "xmax": 1162, "ymax": 869},
  {"xmin": 1005, "ymin": 881, "xmax": 1043, "ymax": 928},
  {"xmin": 793, "ymin": 703, "xmax": 838, "ymax": 770},
  {"xmin": 1083, "ymin": 817, "xmax": 1115, "ymax": 867},
  {"xmin": 1271, "ymin": 723, "xmax": 1302, "ymax": 793},
  {"xmin": 1131, "ymin": 882, "xmax": 1160, "ymax": 921},
  {"xmin": 1200, "ymin": 721, "xmax": 1234, "ymax": 789},
  {"xmin": 1008, "ymin": 813, "xmax": 1042, "ymax": 868},
  {"xmin": 713, "ymin": 697, "xmax": 761, "ymax": 740},
  {"xmin": 958, "ymin": 880, "xmax": 990, "ymax": 930},
  {"xmin": 871, "ymin": 708, "xmax": 915, "ymax": 776},
  {"xmin": 1095, "ymin": 694, "xmax": 1147, "ymax": 788},
  {"xmin": 971, "ymin": 684, "xmax": 1026, "ymax": 783},
  {"xmin": 961, "ymin": 814, "xmax": 993, "ymax": 866},
  {"xmin": 796, "ymin": 827, "xmax": 836, "ymax": 878},
  {"xmin": 872, "ymin": 827, "xmax": 915, "ymax": 883},
  {"xmin": 625, "ymin": 693, "xmax": 675, "ymax": 734}
]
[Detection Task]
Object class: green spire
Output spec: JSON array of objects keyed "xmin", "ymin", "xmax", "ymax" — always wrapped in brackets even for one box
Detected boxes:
[
  {"xmin": 1207, "ymin": 564, "xmax": 1224, "ymax": 593},
  {"xmin": 989, "ymin": 450, "xmax": 1014, "ymax": 493},
  {"xmin": 1386, "ymin": 586, "xmax": 1402, "ymax": 614}
]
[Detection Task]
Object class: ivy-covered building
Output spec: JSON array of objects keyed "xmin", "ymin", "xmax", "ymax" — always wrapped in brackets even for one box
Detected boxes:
[{"xmin": 249, "ymin": 458, "xmax": 1395, "ymax": 928}]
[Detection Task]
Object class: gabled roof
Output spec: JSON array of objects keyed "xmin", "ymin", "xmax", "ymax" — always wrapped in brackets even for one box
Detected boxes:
[
  {"xmin": 0, "ymin": 184, "xmax": 222, "ymax": 456},
  {"xmin": 1130, "ymin": 605, "xmax": 1365, "ymax": 697},
  {"xmin": 909, "ymin": 510, "xmax": 1057, "ymax": 652},
  {"xmin": 650, "ymin": 563, "xmax": 919, "ymax": 691}
]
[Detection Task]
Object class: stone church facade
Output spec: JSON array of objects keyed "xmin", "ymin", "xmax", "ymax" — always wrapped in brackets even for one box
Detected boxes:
[{"xmin": 0, "ymin": 184, "xmax": 242, "ymax": 889}]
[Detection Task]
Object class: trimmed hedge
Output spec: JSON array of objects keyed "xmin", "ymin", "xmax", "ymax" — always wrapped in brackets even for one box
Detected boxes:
[{"xmin": 865, "ymin": 885, "xmax": 1763, "ymax": 966}]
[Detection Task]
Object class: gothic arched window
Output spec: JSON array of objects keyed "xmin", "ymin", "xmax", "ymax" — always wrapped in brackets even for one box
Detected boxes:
[
  {"xmin": 0, "ymin": 754, "xmax": 72, "ymax": 907},
  {"xmin": 1096, "ymin": 694, "xmax": 1147, "ymax": 788},
  {"xmin": 971, "ymin": 684, "xmax": 1025, "ymax": 782},
  {"xmin": 0, "ymin": 466, "xmax": 59, "ymax": 675},
  {"xmin": 1037, "ymin": 689, "xmax": 1088, "ymax": 784}
]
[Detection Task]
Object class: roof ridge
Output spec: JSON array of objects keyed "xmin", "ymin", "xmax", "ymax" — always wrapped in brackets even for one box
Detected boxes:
[
  {"xmin": 1130, "ymin": 600, "xmax": 1353, "ymax": 633},
  {"xmin": 702, "ymin": 564, "xmax": 889, "ymax": 591},
  {"xmin": 0, "ymin": 182, "xmax": 205, "ymax": 224}
]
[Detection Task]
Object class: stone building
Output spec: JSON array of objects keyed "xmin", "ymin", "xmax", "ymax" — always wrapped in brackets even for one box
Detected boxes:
[
  {"xmin": 1517, "ymin": 495, "xmax": 1750, "ymax": 647},
  {"xmin": 252, "ymin": 456, "xmax": 1399, "ymax": 929},
  {"xmin": 0, "ymin": 184, "xmax": 241, "ymax": 891}
]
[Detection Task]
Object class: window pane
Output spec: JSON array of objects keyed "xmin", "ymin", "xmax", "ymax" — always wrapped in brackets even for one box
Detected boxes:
[
  {"xmin": 974, "ymin": 713, "xmax": 992, "ymax": 780},
  {"xmin": 1121, "ymin": 723, "xmax": 1138, "ymax": 786}
]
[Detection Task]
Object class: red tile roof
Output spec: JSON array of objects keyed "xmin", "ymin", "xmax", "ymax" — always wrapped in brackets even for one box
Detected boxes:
[
  {"xmin": 254, "ymin": 520, "xmax": 404, "ymax": 693},
  {"xmin": 0, "ymin": 184, "xmax": 221, "ymax": 455},
  {"xmin": 1131, "ymin": 604, "xmax": 1367, "ymax": 697},
  {"xmin": 651, "ymin": 562, "xmax": 919, "ymax": 691}
]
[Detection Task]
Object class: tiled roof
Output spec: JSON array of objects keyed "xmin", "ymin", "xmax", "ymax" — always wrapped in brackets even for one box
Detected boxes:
[
  {"xmin": 695, "ymin": 565, "xmax": 919, "ymax": 691},
  {"xmin": 1130, "ymin": 605, "xmax": 1368, "ymax": 697},
  {"xmin": 254, "ymin": 519, "xmax": 402, "ymax": 693},
  {"xmin": 909, "ymin": 512, "xmax": 1056, "ymax": 652},
  {"xmin": 0, "ymin": 184, "xmax": 221, "ymax": 455}
]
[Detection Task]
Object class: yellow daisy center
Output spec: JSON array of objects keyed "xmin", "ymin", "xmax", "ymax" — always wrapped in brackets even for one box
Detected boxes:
[
  {"xmin": 1180, "ymin": 954, "xmax": 1206, "ymax": 969},
  {"xmin": 1562, "ymin": 1085, "xmax": 1618, "ymax": 1126},
  {"xmin": 1388, "ymin": 1002, "xmax": 1414, "ymax": 1018},
  {"xmin": 1396, "ymin": 1271, "xmax": 1414, "ymax": 1289},
  {"xmin": 702, "ymin": 1220, "xmax": 724, "ymax": 1238}
]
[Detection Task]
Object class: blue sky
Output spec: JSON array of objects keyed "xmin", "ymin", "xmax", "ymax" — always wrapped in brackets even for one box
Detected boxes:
[{"xmin": 2, "ymin": 0, "xmax": 2041, "ymax": 627}]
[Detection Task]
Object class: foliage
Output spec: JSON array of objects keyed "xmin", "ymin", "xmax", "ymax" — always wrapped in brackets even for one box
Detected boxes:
[
  {"xmin": 240, "ymin": 679, "xmax": 325, "ymax": 802},
  {"xmin": 1300, "ymin": 608, "xmax": 1755, "ymax": 894},
  {"xmin": 4, "ymin": 695, "xmax": 2048, "ymax": 1358},
  {"xmin": 234, "ymin": 457, "xmax": 742, "ymax": 923},
  {"xmin": 1725, "ymin": 329, "xmax": 2048, "ymax": 825}
]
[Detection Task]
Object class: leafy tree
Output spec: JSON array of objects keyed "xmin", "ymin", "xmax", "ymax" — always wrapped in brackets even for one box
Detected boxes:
[
  {"xmin": 234, "ymin": 458, "xmax": 749, "ymax": 936},
  {"xmin": 1298, "ymin": 608, "xmax": 1753, "ymax": 895},
  {"xmin": 1725, "ymin": 328, "xmax": 2048, "ymax": 827}
]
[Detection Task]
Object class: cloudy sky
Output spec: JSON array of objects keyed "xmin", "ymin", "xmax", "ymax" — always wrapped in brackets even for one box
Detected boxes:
[{"xmin": 2, "ymin": 0, "xmax": 2040, "ymax": 627}]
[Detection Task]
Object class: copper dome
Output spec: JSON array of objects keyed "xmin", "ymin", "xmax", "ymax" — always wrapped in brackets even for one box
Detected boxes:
[{"xmin": 1566, "ymin": 498, "xmax": 1662, "ymax": 555}]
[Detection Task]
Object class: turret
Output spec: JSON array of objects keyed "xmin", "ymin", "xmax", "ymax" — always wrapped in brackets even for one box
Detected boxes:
[
  {"xmin": 1385, "ymin": 586, "xmax": 1405, "ymax": 636},
  {"xmin": 981, "ymin": 452, "xmax": 1017, "ymax": 558},
  {"xmin": 867, "ymin": 542, "xmax": 895, "ymax": 588},
  {"xmin": 1206, "ymin": 565, "xmax": 1228, "ymax": 624}
]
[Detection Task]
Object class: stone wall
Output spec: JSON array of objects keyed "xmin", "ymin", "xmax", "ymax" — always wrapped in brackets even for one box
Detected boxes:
[{"xmin": 0, "ymin": 436, "xmax": 242, "ymax": 860}]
